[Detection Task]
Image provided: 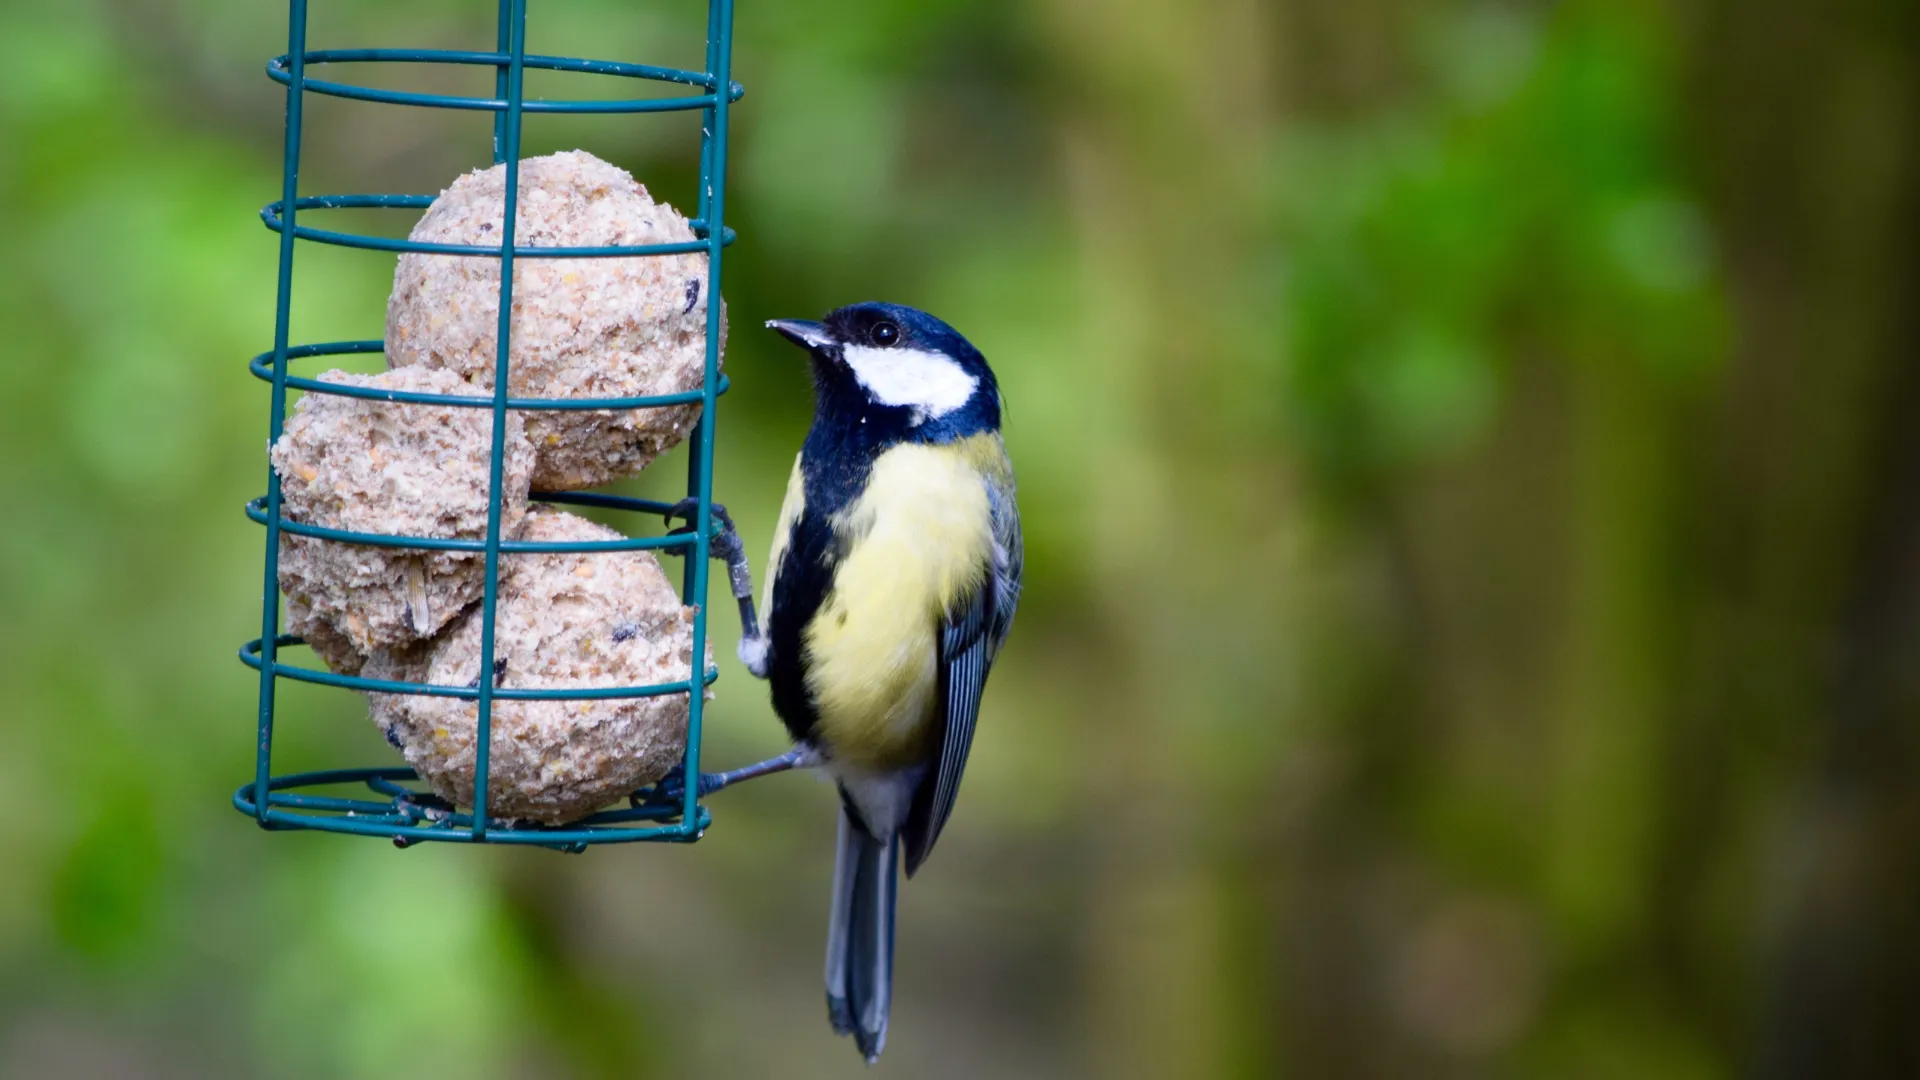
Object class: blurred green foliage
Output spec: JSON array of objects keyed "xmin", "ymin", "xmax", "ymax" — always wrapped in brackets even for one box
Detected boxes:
[{"xmin": 2, "ymin": 0, "xmax": 1917, "ymax": 1077}]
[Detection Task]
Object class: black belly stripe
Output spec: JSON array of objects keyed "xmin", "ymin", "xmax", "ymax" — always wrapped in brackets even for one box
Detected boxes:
[{"xmin": 767, "ymin": 507, "xmax": 836, "ymax": 744}]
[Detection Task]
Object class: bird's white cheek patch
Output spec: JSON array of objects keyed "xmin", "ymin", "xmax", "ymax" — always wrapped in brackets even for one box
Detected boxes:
[{"xmin": 842, "ymin": 345, "xmax": 978, "ymax": 420}]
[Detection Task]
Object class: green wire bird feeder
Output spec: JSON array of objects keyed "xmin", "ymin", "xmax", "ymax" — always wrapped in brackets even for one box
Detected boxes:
[{"xmin": 235, "ymin": 0, "xmax": 741, "ymax": 851}]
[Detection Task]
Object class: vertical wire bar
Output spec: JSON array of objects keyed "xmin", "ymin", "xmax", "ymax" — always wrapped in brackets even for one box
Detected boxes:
[
  {"xmin": 254, "ymin": 0, "xmax": 309, "ymax": 824},
  {"xmin": 679, "ymin": 0, "xmax": 722, "ymax": 601},
  {"xmin": 491, "ymin": 0, "xmax": 511, "ymax": 163},
  {"xmin": 679, "ymin": 0, "xmax": 735, "ymax": 836},
  {"xmin": 696, "ymin": 3, "xmax": 719, "ymax": 220},
  {"xmin": 472, "ymin": 0, "xmax": 529, "ymax": 839}
]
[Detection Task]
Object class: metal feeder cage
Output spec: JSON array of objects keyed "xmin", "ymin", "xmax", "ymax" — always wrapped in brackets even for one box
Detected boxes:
[{"xmin": 236, "ymin": 0, "xmax": 741, "ymax": 851}]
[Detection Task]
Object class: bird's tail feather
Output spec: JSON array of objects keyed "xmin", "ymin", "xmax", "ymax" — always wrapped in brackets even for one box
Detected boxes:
[{"xmin": 825, "ymin": 807, "xmax": 898, "ymax": 1064}]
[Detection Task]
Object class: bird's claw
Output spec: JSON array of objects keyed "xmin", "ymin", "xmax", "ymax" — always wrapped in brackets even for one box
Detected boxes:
[
  {"xmin": 662, "ymin": 497, "xmax": 736, "ymax": 536},
  {"xmin": 633, "ymin": 764, "xmax": 708, "ymax": 807},
  {"xmin": 662, "ymin": 498, "xmax": 746, "ymax": 566}
]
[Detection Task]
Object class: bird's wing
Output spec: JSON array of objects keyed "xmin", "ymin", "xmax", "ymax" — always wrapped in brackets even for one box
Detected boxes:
[
  {"xmin": 902, "ymin": 476, "xmax": 1021, "ymax": 876},
  {"xmin": 986, "ymin": 478, "xmax": 1022, "ymax": 660}
]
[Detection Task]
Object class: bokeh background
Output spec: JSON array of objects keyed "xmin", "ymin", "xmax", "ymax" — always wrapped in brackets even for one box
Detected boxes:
[{"xmin": 2, "ymin": 0, "xmax": 1916, "ymax": 1076}]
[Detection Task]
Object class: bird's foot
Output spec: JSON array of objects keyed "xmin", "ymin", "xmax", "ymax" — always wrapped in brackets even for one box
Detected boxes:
[
  {"xmin": 662, "ymin": 498, "xmax": 745, "ymax": 567},
  {"xmin": 661, "ymin": 498, "xmax": 764, "ymax": 665},
  {"xmin": 632, "ymin": 765, "xmax": 711, "ymax": 806}
]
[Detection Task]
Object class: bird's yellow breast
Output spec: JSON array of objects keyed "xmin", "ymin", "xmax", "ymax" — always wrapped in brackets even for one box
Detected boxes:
[{"xmin": 803, "ymin": 437, "xmax": 998, "ymax": 769}]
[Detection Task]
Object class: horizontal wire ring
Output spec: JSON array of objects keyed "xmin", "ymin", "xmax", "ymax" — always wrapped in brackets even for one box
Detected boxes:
[
  {"xmin": 266, "ymin": 48, "xmax": 745, "ymax": 113},
  {"xmin": 244, "ymin": 489, "xmax": 699, "ymax": 552},
  {"xmin": 248, "ymin": 341, "xmax": 729, "ymax": 410},
  {"xmin": 241, "ymin": 635, "xmax": 721, "ymax": 701},
  {"xmin": 233, "ymin": 768, "xmax": 708, "ymax": 847},
  {"xmin": 261, "ymin": 195, "xmax": 735, "ymax": 257}
]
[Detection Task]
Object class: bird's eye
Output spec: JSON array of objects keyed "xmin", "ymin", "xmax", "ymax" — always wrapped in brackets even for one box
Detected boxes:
[{"xmin": 870, "ymin": 320, "xmax": 900, "ymax": 347}]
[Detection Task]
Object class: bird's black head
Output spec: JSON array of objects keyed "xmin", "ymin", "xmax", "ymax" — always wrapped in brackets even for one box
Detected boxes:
[{"xmin": 767, "ymin": 302, "xmax": 1001, "ymax": 443}]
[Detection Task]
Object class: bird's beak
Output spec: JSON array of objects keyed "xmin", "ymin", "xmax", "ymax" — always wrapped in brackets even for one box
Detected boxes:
[{"xmin": 766, "ymin": 319, "xmax": 834, "ymax": 352}]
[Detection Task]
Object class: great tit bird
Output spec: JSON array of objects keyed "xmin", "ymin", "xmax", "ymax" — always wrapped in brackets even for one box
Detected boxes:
[
  {"xmin": 759, "ymin": 302, "xmax": 1022, "ymax": 1062},
  {"xmin": 650, "ymin": 302, "xmax": 1019, "ymax": 1062}
]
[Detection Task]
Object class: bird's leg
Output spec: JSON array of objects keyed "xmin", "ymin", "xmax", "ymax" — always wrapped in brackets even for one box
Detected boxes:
[
  {"xmin": 662, "ymin": 498, "xmax": 769, "ymax": 678},
  {"xmin": 635, "ymin": 746, "xmax": 815, "ymax": 806}
]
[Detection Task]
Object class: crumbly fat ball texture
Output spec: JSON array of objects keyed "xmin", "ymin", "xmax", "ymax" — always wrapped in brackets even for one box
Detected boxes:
[
  {"xmin": 369, "ymin": 506, "xmax": 707, "ymax": 824},
  {"xmin": 271, "ymin": 366, "xmax": 536, "ymax": 658},
  {"xmin": 286, "ymin": 595, "xmax": 366, "ymax": 676},
  {"xmin": 386, "ymin": 150, "xmax": 723, "ymax": 491}
]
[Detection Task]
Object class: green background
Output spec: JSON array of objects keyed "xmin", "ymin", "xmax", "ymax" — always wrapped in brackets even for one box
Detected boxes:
[{"xmin": 2, "ymin": 0, "xmax": 1916, "ymax": 1076}]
